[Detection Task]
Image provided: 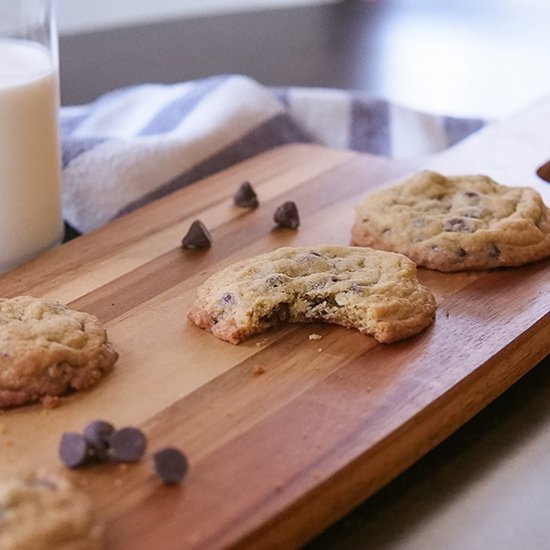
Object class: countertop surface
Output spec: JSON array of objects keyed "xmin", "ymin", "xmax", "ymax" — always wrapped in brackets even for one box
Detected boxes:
[{"xmin": 58, "ymin": 2, "xmax": 550, "ymax": 548}]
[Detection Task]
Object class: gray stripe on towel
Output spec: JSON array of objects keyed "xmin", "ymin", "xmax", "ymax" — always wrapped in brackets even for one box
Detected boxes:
[
  {"xmin": 138, "ymin": 75, "xmax": 229, "ymax": 136},
  {"xmin": 349, "ymin": 98, "xmax": 391, "ymax": 155}
]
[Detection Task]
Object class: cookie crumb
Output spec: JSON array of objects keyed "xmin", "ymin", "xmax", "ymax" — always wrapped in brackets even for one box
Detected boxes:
[
  {"xmin": 252, "ymin": 365, "xmax": 266, "ymax": 376},
  {"xmin": 41, "ymin": 395, "xmax": 62, "ymax": 409},
  {"xmin": 317, "ymin": 348, "xmax": 323, "ymax": 353},
  {"xmin": 308, "ymin": 333, "xmax": 322, "ymax": 341}
]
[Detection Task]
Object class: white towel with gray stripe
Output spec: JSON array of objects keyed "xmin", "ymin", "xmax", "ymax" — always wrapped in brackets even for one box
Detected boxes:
[{"xmin": 61, "ymin": 74, "xmax": 484, "ymax": 233}]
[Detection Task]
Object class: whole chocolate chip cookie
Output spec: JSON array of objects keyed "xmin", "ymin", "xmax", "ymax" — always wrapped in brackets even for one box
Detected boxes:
[
  {"xmin": 0, "ymin": 472, "xmax": 103, "ymax": 550},
  {"xmin": 187, "ymin": 245, "xmax": 436, "ymax": 344},
  {"xmin": 0, "ymin": 296, "xmax": 118, "ymax": 408},
  {"xmin": 351, "ymin": 170, "xmax": 550, "ymax": 272}
]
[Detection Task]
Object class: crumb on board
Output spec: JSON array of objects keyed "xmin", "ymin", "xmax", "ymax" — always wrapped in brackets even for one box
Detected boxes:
[
  {"xmin": 308, "ymin": 333, "xmax": 322, "ymax": 341},
  {"xmin": 252, "ymin": 365, "xmax": 266, "ymax": 376},
  {"xmin": 317, "ymin": 348, "xmax": 323, "ymax": 352},
  {"xmin": 41, "ymin": 395, "xmax": 62, "ymax": 409}
]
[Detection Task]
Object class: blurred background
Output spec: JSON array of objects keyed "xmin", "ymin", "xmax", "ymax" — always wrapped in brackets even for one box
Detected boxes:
[{"xmin": 57, "ymin": 0, "xmax": 550, "ymax": 119}]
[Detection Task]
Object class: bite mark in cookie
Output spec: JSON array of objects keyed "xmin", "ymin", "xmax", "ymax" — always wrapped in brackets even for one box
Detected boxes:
[
  {"xmin": 351, "ymin": 170, "xmax": 550, "ymax": 272},
  {"xmin": 187, "ymin": 245, "xmax": 436, "ymax": 344},
  {"xmin": 0, "ymin": 296, "xmax": 118, "ymax": 408}
]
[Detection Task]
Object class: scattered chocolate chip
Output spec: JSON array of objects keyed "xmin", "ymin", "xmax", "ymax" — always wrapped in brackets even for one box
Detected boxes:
[
  {"xmin": 182, "ymin": 220, "xmax": 212, "ymax": 249},
  {"xmin": 83, "ymin": 420, "xmax": 114, "ymax": 462},
  {"xmin": 233, "ymin": 181, "xmax": 259, "ymax": 208},
  {"xmin": 152, "ymin": 447, "xmax": 188, "ymax": 484},
  {"xmin": 536, "ymin": 160, "xmax": 550, "ymax": 183},
  {"xmin": 274, "ymin": 201, "xmax": 300, "ymax": 229},
  {"xmin": 59, "ymin": 432, "xmax": 90, "ymax": 468},
  {"xmin": 109, "ymin": 427, "xmax": 147, "ymax": 463},
  {"xmin": 457, "ymin": 247, "xmax": 468, "ymax": 257},
  {"xmin": 84, "ymin": 420, "xmax": 114, "ymax": 449},
  {"xmin": 443, "ymin": 217, "xmax": 471, "ymax": 232},
  {"xmin": 382, "ymin": 228, "xmax": 391, "ymax": 235},
  {"xmin": 487, "ymin": 243, "xmax": 501, "ymax": 258},
  {"xmin": 464, "ymin": 191, "xmax": 479, "ymax": 198}
]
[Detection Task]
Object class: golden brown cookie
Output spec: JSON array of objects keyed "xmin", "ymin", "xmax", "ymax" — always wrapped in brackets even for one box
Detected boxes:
[
  {"xmin": 0, "ymin": 296, "xmax": 118, "ymax": 408},
  {"xmin": 0, "ymin": 472, "xmax": 103, "ymax": 550},
  {"xmin": 188, "ymin": 245, "xmax": 436, "ymax": 344},
  {"xmin": 351, "ymin": 170, "xmax": 550, "ymax": 272}
]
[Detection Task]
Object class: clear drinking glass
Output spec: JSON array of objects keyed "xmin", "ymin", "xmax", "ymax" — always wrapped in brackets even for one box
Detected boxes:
[{"xmin": 0, "ymin": 0, "xmax": 63, "ymax": 272}]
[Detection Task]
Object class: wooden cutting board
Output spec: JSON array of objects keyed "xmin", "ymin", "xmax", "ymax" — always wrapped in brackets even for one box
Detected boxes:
[{"xmin": 1, "ymin": 98, "xmax": 550, "ymax": 550}]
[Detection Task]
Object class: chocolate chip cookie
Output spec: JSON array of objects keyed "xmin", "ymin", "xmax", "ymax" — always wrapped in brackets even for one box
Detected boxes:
[
  {"xmin": 0, "ymin": 472, "xmax": 103, "ymax": 550},
  {"xmin": 187, "ymin": 245, "xmax": 436, "ymax": 344},
  {"xmin": 351, "ymin": 170, "xmax": 550, "ymax": 272},
  {"xmin": 0, "ymin": 296, "xmax": 118, "ymax": 408}
]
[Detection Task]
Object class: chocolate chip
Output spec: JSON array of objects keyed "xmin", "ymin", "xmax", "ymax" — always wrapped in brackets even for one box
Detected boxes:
[
  {"xmin": 84, "ymin": 420, "xmax": 114, "ymax": 449},
  {"xmin": 382, "ymin": 228, "xmax": 391, "ymax": 235},
  {"xmin": 59, "ymin": 432, "xmax": 90, "ymax": 468},
  {"xmin": 536, "ymin": 160, "xmax": 550, "ymax": 183},
  {"xmin": 152, "ymin": 447, "xmax": 189, "ymax": 484},
  {"xmin": 464, "ymin": 191, "xmax": 479, "ymax": 198},
  {"xmin": 262, "ymin": 303, "xmax": 291, "ymax": 324},
  {"xmin": 83, "ymin": 420, "xmax": 114, "ymax": 462},
  {"xmin": 220, "ymin": 292, "xmax": 235, "ymax": 306},
  {"xmin": 233, "ymin": 181, "xmax": 259, "ymax": 208},
  {"xmin": 457, "ymin": 247, "xmax": 467, "ymax": 257},
  {"xmin": 488, "ymin": 243, "xmax": 501, "ymax": 258},
  {"xmin": 274, "ymin": 201, "xmax": 300, "ymax": 229},
  {"xmin": 265, "ymin": 274, "xmax": 285, "ymax": 288},
  {"xmin": 443, "ymin": 217, "xmax": 471, "ymax": 232},
  {"xmin": 181, "ymin": 220, "xmax": 212, "ymax": 249},
  {"xmin": 109, "ymin": 427, "xmax": 147, "ymax": 463}
]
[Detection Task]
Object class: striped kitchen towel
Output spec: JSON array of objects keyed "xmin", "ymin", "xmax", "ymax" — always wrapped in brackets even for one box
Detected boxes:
[{"xmin": 61, "ymin": 74, "xmax": 484, "ymax": 233}]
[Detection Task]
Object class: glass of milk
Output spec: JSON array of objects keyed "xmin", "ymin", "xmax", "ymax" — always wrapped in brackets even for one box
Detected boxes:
[{"xmin": 0, "ymin": 0, "xmax": 64, "ymax": 272}]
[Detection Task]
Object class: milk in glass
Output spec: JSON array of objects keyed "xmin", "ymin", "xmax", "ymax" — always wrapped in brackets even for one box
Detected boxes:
[{"xmin": 0, "ymin": 39, "xmax": 63, "ymax": 272}]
